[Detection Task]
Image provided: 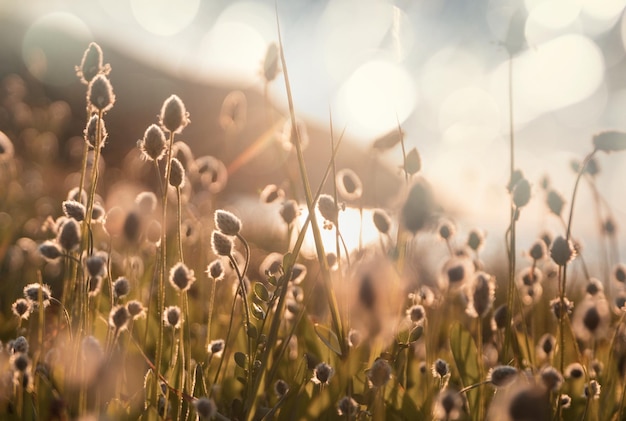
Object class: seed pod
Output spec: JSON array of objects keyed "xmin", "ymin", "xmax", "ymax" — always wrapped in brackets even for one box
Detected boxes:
[
  {"xmin": 57, "ymin": 218, "xmax": 80, "ymax": 251},
  {"xmin": 214, "ymin": 210, "xmax": 242, "ymax": 236},
  {"xmin": 512, "ymin": 178, "xmax": 531, "ymax": 208},
  {"xmin": 401, "ymin": 179, "xmax": 434, "ymax": 234},
  {"xmin": 108, "ymin": 305, "xmax": 130, "ymax": 331},
  {"xmin": 211, "ymin": 231, "xmax": 233, "ymax": 257},
  {"xmin": 87, "ymin": 74, "xmax": 115, "ymax": 112},
  {"xmin": 169, "ymin": 157, "xmax": 185, "ymax": 188},
  {"xmin": 160, "ymin": 95, "xmax": 189, "ymax": 134},
  {"xmin": 169, "ymin": 262, "xmax": 196, "ymax": 292},
  {"xmin": 280, "ymin": 200, "xmax": 299, "ymax": 225},
  {"xmin": 373, "ymin": 209, "xmax": 391, "ymax": 234},
  {"xmin": 550, "ymin": 236, "xmax": 575, "ymax": 266},
  {"xmin": 593, "ymin": 130, "xmax": 626, "ymax": 153},
  {"xmin": 163, "ymin": 305, "xmax": 182, "ymax": 329},
  {"xmin": 138, "ymin": 124, "xmax": 166, "ymax": 161},
  {"xmin": 39, "ymin": 241, "xmax": 62, "ymax": 261},
  {"xmin": 113, "ymin": 277, "xmax": 131, "ymax": 298},
  {"xmin": 76, "ymin": 42, "xmax": 108, "ymax": 84},
  {"xmin": 84, "ymin": 114, "xmax": 107, "ymax": 148},
  {"xmin": 317, "ymin": 195, "xmax": 338, "ymax": 224}
]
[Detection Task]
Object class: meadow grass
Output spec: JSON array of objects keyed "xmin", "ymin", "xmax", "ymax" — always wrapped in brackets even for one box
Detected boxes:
[{"xmin": 0, "ymin": 37, "xmax": 625, "ymax": 421}]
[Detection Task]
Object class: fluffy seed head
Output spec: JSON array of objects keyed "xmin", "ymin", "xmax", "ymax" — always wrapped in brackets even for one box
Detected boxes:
[
  {"xmin": 584, "ymin": 380, "xmax": 601, "ymax": 399},
  {"xmin": 336, "ymin": 168, "xmax": 363, "ymax": 201},
  {"xmin": 164, "ymin": 305, "xmax": 182, "ymax": 329},
  {"xmin": 613, "ymin": 264, "xmax": 626, "ymax": 283},
  {"xmin": 593, "ymin": 130, "xmax": 626, "ymax": 153},
  {"xmin": 139, "ymin": 124, "xmax": 166, "ymax": 161},
  {"xmin": 432, "ymin": 359, "xmax": 450, "ymax": 378},
  {"xmin": 467, "ymin": 229, "xmax": 485, "ymax": 251},
  {"xmin": 367, "ymin": 358, "xmax": 392, "ymax": 388},
  {"xmin": 85, "ymin": 253, "xmax": 107, "ymax": 278},
  {"xmin": 194, "ymin": 397, "xmax": 216, "ymax": 421},
  {"xmin": 76, "ymin": 42, "xmax": 108, "ymax": 84},
  {"xmin": 84, "ymin": 114, "xmax": 107, "ymax": 148},
  {"xmin": 57, "ymin": 218, "xmax": 81, "ymax": 251},
  {"xmin": 547, "ymin": 189, "xmax": 565, "ymax": 216},
  {"xmin": 529, "ymin": 240, "xmax": 547, "ymax": 261},
  {"xmin": 550, "ymin": 297, "xmax": 573, "ymax": 319},
  {"xmin": 23, "ymin": 283, "xmax": 51, "ymax": 308},
  {"xmin": 540, "ymin": 366, "xmax": 563, "ymax": 392},
  {"xmin": 160, "ymin": 95, "xmax": 189, "ymax": 134},
  {"xmin": 87, "ymin": 74, "xmax": 115, "ymax": 112},
  {"xmin": 401, "ymin": 179, "xmax": 434, "ymax": 234},
  {"xmin": 512, "ymin": 178, "xmax": 531, "ymax": 208},
  {"xmin": 39, "ymin": 241, "xmax": 62, "ymax": 261},
  {"xmin": 373, "ymin": 209, "xmax": 391, "ymax": 234},
  {"xmin": 565, "ymin": 363, "xmax": 584, "ymax": 379},
  {"xmin": 550, "ymin": 236, "xmax": 576, "ymax": 266},
  {"xmin": 11, "ymin": 337, "xmax": 29, "ymax": 354},
  {"xmin": 123, "ymin": 211, "xmax": 142, "ymax": 244},
  {"xmin": 127, "ymin": 300, "xmax": 146, "ymax": 319},
  {"xmin": 108, "ymin": 305, "xmax": 130, "ymax": 332},
  {"xmin": 211, "ymin": 230, "xmax": 233, "ymax": 257},
  {"xmin": 214, "ymin": 210, "xmax": 242, "ymax": 236},
  {"xmin": 279, "ymin": 200, "xmax": 299, "ymax": 225},
  {"xmin": 206, "ymin": 259, "xmax": 225, "ymax": 281},
  {"xmin": 169, "ymin": 158, "xmax": 185, "ymax": 188},
  {"xmin": 311, "ymin": 362, "xmax": 334, "ymax": 385},
  {"xmin": 11, "ymin": 299, "xmax": 31, "ymax": 320},
  {"xmin": 466, "ymin": 271, "xmax": 495, "ymax": 318},
  {"xmin": 487, "ymin": 365, "xmax": 518, "ymax": 387},
  {"xmin": 169, "ymin": 262, "xmax": 196, "ymax": 292},
  {"xmin": 208, "ymin": 339, "xmax": 225, "ymax": 357},
  {"xmin": 260, "ymin": 184, "xmax": 284, "ymax": 203},
  {"xmin": 113, "ymin": 277, "xmax": 130, "ymax": 298},
  {"xmin": 438, "ymin": 219, "xmax": 456, "ymax": 240},
  {"xmin": 263, "ymin": 43, "xmax": 280, "ymax": 82},
  {"xmin": 317, "ymin": 194, "xmax": 338, "ymax": 224},
  {"xmin": 337, "ymin": 396, "xmax": 359, "ymax": 417},
  {"xmin": 274, "ymin": 379, "xmax": 289, "ymax": 398}
]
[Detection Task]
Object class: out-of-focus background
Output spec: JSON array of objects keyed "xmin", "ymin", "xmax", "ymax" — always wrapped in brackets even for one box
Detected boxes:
[{"xmin": 0, "ymin": 0, "xmax": 625, "ymax": 265}]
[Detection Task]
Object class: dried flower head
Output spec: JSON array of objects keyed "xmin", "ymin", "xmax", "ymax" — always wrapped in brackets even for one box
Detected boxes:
[
  {"xmin": 194, "ymin": 397, "xmax": 217, "ymax": 421},
  {"xmin": 87, "ymin": 74, "xmax": 115, "ymax": 112},
  {"xmin": 529, "ymin": 240, "xmax": 547, "ymax": 261},
  {"xmin": 540, "ymin": 366, "xmax": 563, "ymax": 392},
  {"xmin": 169, "ymin": 157, "xmax": 186, "ymax": 188},
  {"xmin": 169, "ymin": 262, "xmax": 196, "ymax": 292},
  {"xmin": 467, "ymin": 228, "xmax": 485, "ymax": 251},
  {"xmin": 565, "ymin": 363, "xmax": 584, "ymax": 379},
  {"xmin": 260, "ymin": 184, "xmax": 284, "ymax": 204},
  {"xmin": 274, "ymin": 379, "xmax": 289, "ymax": 398},
  {"xmin": 38, "ymin": 241, "xmax": 62, "ymax": 261},
  {"xmin": 536, "ymin": 333, "xmax": 556, "ymax": 361},
  {"xmin": 512, "ymin": 177, "xmax": 531, "ymax": 208},
  {"xmin": 584, "ymin": 380, "xmax": 601, "ymax": 399},
  {"xmin": 550, "ymin": 297, "xmax": 573, "ymax": 319},
  {"xmin": 404, "ymin": 147, "xmax": 422, "ymax": 175},
  {"xmin": 138, "ymin": 124, "xmax": 166, "ymax": 161},
  {"xmin": 317, "ymin": 194, "xmax": 338, "ymax": 225},
  {"xmin": 211, "ymin": 230, "xmax": 233, "ymax": 257},
  {"xmin": 311, "ymin": 362, "xmax": 334, "ymax": 385},
  {"xmin": 280, "ymin": 200, "xmax": 299, "ymax": 225},
  {"xmin": 586, "ymin": 278, "xmax": 604, "ymax": 297},
  {"xmin": 572, "ymin": 297, "xmax": 610, "ymax": 342},
  {"xmin": 367, "ymin": 358, "xmax": 392, "ymax": 388},
  {"xmin": 373, "ymin": 209, "xmax": 391, "ymax": 235},
  {"xmin": 76, "ymin": 42, "xmax": 109, "ymax": 84},
  {"xmin": 546, "ymin": 189, "xmax": 565, "ymax": 216},
  {"xmin": 127, "ymin": 300, "xmax": 146, "ymax": 320},
  {"xmin": 84, "ymin": 114, "xmax": 107, "ymax": 149},
  {"xmin": 57, "ymin": 218, "xmax": 81, "ymax": 252},
  {"xmin": 206, "ymin": 259, "xmax": 225, "ymax": 281},
  {"xmin": 113, "ymin": 277, "xmax": 130, "ymax": 298},
  {"xmin": 337, "ymin": 396, "xmax": 359, "ymax": 417},
  {"xmin": 23, "ymin": 283, "xmax": 51, "ymax": 308},
  {"xmin": 559, "ymin": 394, "xmax": 572, "ymax": 408},
  {"xmin": 196, "ymin": 155, "xmax": 228, "ymax": 193},
  {"xmin": 262, "ymin": 43, "xmax": 280, "ymax": 82},
  {"xmin": 11, "ymin": 299, "xmax": 31, "ymax": 320},
  {"xmin": 11, "ymin": 337, "xmax": 29, "ymax": 354},
  {"xmin": 401, "ymin": 179, "xmax": 434, "ymax": 234},
  {"xmin": 214, "ymin": 210, "xmax": 242, "ymax": 236},
  {"xmin": 613, "ymin": 264, "xmax": 626, "ymax": 284},
  {"xmin": 164, "ymin": 305, "xmax": 182, "ymax": 329},
  {"xmin": 487, "ymin": 365, "xmax": 518, "ymax": 387},
  {"xmin": 438, "ymin": 219, "xmax": 456, "ymax": 241},
  {"xmin": 336, "ymin": 168, "xmax": 363, "ymax": 201},
  {"xmin": 11, "ymin": 352, "xmax": 30, "ymax": 373},
  {"xmin": 432, "ymin": 359, "xmax": 450, "ymax": 378},
  {"xmin": 123, "ymin": 211, "xmax": 142, "ymax": 244},
  {"xmin": 407, "ymin": 304, "xmax": 426, "ymax": 324},
  {"xmin": 465, "ymin": 273, "xmax": 494, "ymax": 318},
  {"xmin": 439, "ymin": 255, "xmax": 474, "ymax": 291},
  {"xmin": 593, "ymin": 130, "xmax": 626, "ymax": 153},
  {"xmin": 433, "ymin": 389, "xmax": 464, "ymax": 420},
  {"xmin": 108, "ymin": 305, "xmax": 130, "ymax": 332},
  {"xmin": 550, "ymin": 236, "xmax": 576, "ymax": 266},
  {"xmin": 160, "ymin": 94, "xmax": 189, "ymax": 134},
  {"xmin": 207, "ymin": 339, "xmax": 225, "ymax": 358},
  {"xmin": 85, "ymin": 252, "xmax": 107, "ymax": 278}
]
